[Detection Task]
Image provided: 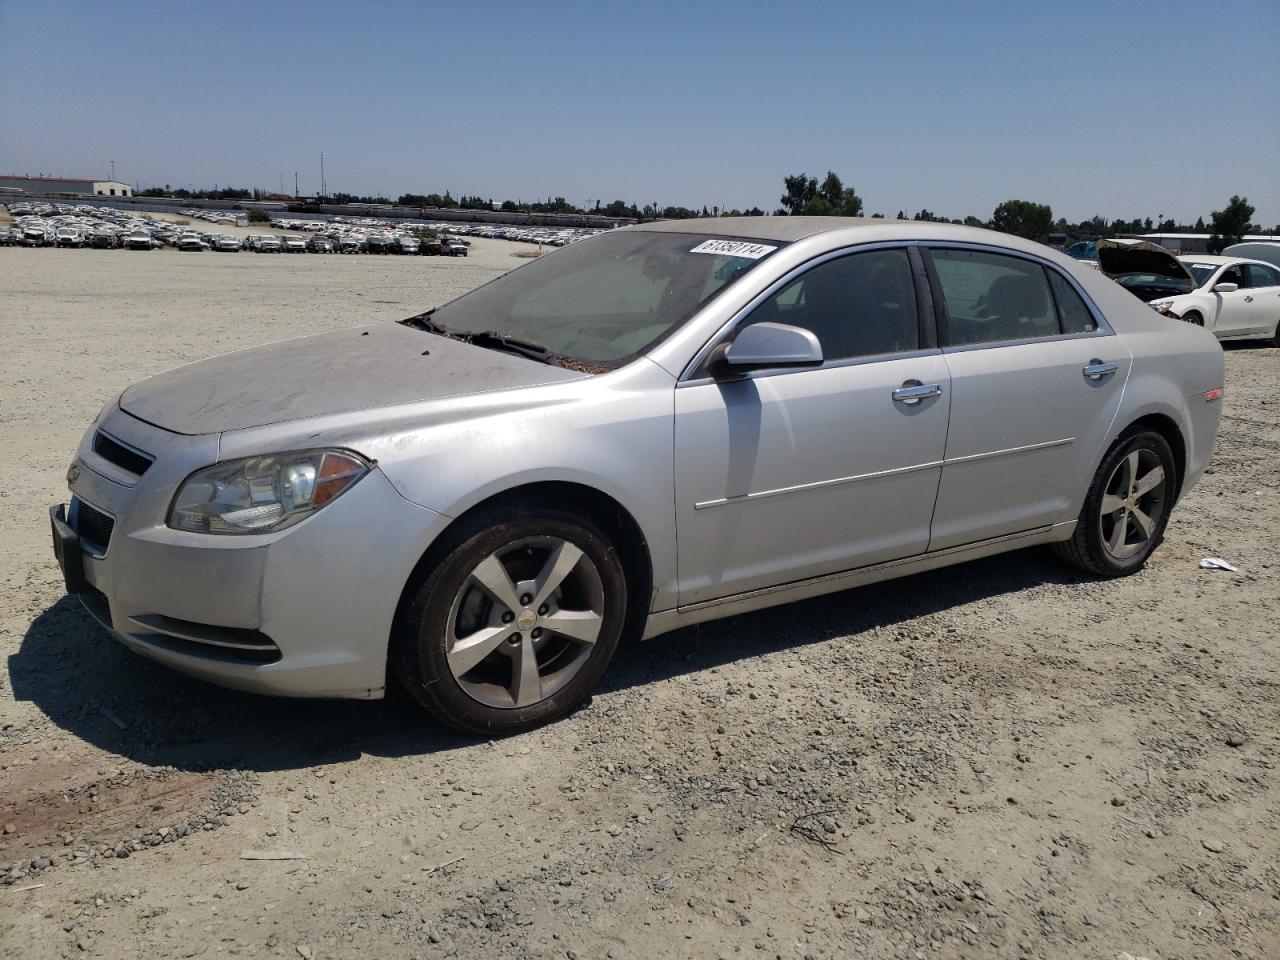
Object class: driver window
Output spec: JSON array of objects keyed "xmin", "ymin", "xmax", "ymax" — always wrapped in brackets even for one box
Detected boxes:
[
  {"xmin": 737, "ymin": 249, "xmax": 919, "ymax": 361},
  {"xmin": 1218, "ymin": 265, "xmax": 1244, "ymax": 287}
]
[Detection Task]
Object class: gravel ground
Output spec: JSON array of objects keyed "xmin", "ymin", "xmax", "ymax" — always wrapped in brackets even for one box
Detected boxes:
[{"xmin": 1, "ymin": 244, "xmax": 1276, "ymax": 960}]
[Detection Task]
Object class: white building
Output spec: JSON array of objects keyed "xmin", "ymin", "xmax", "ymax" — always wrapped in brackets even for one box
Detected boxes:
[{"xmin": 0, "ymin": 175, "xmax": 132, "ymax": 197}]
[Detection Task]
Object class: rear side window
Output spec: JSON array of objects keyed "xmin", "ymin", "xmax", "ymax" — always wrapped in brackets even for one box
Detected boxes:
[
  {"xmin": 738, "ymin": 248, "xmax": 919, "ymax": 360},
  {"xmin": 1047, "ymin": 270, "xmax": 1098, "ymax": 334},
  {"xmin": 1245, "ymin": 263, "xmax": 1280, "ymax": 288},
  {"xmin": 930, "ymin": 249, "xmax": 1057, "ymax": 345}
]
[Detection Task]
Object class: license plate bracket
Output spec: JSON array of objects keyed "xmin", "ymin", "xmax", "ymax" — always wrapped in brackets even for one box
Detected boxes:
[{"xmin": 50, "ymin": 503, "xmax": 87, "ymax": 594}]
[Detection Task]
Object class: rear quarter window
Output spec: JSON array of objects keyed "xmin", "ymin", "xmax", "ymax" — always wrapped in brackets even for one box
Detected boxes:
[{"xmin": 1047, "ymin": 271, "xmax": 1098, "ymax": 334}]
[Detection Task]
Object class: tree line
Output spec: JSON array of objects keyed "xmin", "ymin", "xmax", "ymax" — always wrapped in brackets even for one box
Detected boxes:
[
  {"xmin": 772, "ymin": 174, "xmax": 1266, "ymax": 253},
  {"xmin": 134, "ymin": 174, "xmax": 1271, "ymax": 252}
]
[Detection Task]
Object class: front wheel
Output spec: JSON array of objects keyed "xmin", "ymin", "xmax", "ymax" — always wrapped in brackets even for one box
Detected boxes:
[
  {"xmin": 1052, "ymin": 430, "xmax": 1176, "ymax": 576},
  {"xmin": 1181, "ymin": 310, "xmax": 1203, "ymax": 327},
  {"xmin": 393, "ymin": 504, "xmax": 627, "ymax": 734}
]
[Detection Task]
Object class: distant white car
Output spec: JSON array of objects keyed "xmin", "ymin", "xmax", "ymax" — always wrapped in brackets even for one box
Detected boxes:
[{"xmin": 1150, "ymin": 255, "xmax": 1280, "ymax": 344}]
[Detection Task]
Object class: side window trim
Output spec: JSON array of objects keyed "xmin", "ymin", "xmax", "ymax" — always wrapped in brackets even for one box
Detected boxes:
[
  {"xmin": 907, "ymin": 246, "xmax": 939, "ymax": 350},
  {"xmin": 920, "ymin": 243, "xmax": 1114, "ymax": 351},
  {"xmin": 679, "ymin": 241, "xmax": 940, "ymax": 383}
]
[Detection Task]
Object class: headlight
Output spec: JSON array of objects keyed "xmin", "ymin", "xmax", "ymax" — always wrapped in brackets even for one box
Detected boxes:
[
  {"xmin": 168, "ymin": 449, "xmax": 369, "ymax": 534},
  {"xmin": 1149, "ymin": 300, "xmax": 1175, "ymax": 314}
]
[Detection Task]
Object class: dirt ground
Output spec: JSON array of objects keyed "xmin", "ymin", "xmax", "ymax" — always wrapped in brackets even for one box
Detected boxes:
[{"xmin": 0, "ymin": 243, "xmax": 1276, "ymax": 960}]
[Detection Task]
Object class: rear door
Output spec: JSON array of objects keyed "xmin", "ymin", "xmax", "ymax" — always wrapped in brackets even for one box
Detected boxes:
[
  {"xmin": 923, "ymin": 246, "xmax": 1132, "ymax": 550},
  {"xmin": 1243, "ymin": 263, "xmax": 1280, "ymax": 334}
]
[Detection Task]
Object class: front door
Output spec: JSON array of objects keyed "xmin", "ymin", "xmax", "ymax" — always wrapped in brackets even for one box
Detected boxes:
[
  {"xmin": 923, "ymin": 246, "xmax": 1133, "ymax": 550},
  {"xmin": 674, "ymin": 246, "xmax": 950, "ymax": 606},
  {"xmin": 1208, "ymin": 263, "xmax": 1256, "ymax": 336}
]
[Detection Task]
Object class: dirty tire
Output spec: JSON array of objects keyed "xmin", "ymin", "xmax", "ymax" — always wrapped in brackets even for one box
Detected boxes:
[
  {"xmin": 394, "ymin": 502, "xmax": 626, "ymax": 735},
  {"xmin": 1053, "ymin": 429, "xmax": 1177, "ymax": 577},
  {"xmin": 1181, "ymin": 311, "xmax": 1203, "ymax": 327}
]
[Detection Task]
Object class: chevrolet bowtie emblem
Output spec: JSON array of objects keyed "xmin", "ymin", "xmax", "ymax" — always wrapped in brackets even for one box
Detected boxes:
[{"xmin": 66, "ymin": 464, "xmax": 80, "ymax": 486}]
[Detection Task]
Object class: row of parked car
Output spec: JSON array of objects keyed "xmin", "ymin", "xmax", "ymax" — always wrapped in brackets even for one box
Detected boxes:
[
  {"xmin": 1, "ymin": 201, "xmax": 474, "ymax": 257},
  {"xmin": 242, "ymin": 232, "xmax": 469, "ymax": 255},
  {"xmin": 1, "ymin": 221, "xmax": 473, "ymax": 256},
  {"xmin": 320, "ymin": 216, "xmax": 602, "ymax": 249}
]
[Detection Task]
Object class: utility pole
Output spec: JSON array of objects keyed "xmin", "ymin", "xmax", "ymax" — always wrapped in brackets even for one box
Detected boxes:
[
  {"xmin": 294, "ymin": 172, "xmax": 299, "ymax": 198},
  {"xmin": 320, "ymin": 152, "xmax": 327, "ymax": 200},
  {"xmin": 109, "ymin": 159, "xmax": 115, "ymax": 182}
]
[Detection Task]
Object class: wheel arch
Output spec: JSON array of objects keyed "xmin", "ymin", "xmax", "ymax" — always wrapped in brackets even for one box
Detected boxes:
[
  {"xmin": 389, "ymin": 480, "xmax": 654, "ymax": 672},
  {"xmin": 1117, "ymin": 412, "xmax": 1187, "ymax": 501}
]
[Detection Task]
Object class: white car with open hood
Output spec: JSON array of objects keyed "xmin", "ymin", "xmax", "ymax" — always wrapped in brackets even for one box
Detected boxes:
[
  {"xmin": 1094, "ymin": 239, "xmax": 1280, "ymax": 345},
  {"xmin": 1150, "ymin": 255, "xmax": 1280, "ymax": 344}
]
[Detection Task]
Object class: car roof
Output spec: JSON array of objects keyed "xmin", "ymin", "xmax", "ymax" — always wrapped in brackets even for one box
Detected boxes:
[
  {"xmin": 631, "ymin": 216, "xmax": 995, "ymax": 244},
  {"xmin": 1177, "ymin": 254, "xmax": 1267, "ymax": 266}
]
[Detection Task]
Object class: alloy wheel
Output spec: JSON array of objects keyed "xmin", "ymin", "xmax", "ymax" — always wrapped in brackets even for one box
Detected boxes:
[
  {"xmin": 1098, "ymin": 449, "xmax": 1167, "ymax": 561},
  {"xmin": 445, "ymin": 537, "xmax": 604, "ymax": 709}
]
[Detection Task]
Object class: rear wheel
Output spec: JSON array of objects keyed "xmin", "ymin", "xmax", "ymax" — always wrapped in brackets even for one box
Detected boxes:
[
  {"xmin": 1052, "ymin": 430, "xmax": 1176, "ymax": 576},
  {"xmin": 394, "ymin": 504, "xmax": 627, "ymax": 734}
]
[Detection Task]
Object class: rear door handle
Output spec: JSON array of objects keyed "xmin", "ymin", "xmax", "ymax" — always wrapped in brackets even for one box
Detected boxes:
[
  {"xmin": 1083, "ymin": 359, "xmax": 1118, "ymax": 381},
  {"xmin": 892, "ymin": 381, "xmax": 943, "ymax": 404},
  {"xmin": 1243, "ymin": 295, "xmax": 1253, "ymax": 302}
]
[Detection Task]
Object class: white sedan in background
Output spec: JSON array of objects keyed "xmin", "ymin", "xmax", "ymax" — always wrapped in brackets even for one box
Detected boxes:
[{"xmin": 1151, "ymin": 255, "xmax": 1280, "ymax": 344}]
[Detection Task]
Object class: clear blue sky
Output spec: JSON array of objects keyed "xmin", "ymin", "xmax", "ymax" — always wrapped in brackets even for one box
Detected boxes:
[{"xmin": 2, "ymin": 0, "xmax": 1277, "ymax": 225}]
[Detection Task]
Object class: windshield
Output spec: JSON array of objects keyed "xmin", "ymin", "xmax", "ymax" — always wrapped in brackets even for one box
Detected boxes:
[
  {"xmin": 1184, "ymin": 263, "xmax": 1219, "ymax": 288},
  {"xmin": 425, "ymin": 230, "xmax": 782, "ymax": 368},
  {"xmin": 1065, "ymin": 240, "xmax": 1096, "ymax": 261}
]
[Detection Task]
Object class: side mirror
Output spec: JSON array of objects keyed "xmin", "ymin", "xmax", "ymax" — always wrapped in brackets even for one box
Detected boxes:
[
  {"xmin": 1213, "ymin": 282, "xmax": 1238, "ymax": 293},
  {"xmin": 714, "ymin": 322, "xmax": 824, "ymax": 375}
]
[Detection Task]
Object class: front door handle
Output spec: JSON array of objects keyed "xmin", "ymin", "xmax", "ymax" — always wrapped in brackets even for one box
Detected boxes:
[
  {"xmin": 1083, "ymin": 359, "xmax": 1119, "ymax": 381},
  {"xmin": 892, "ymin": 381, "xmax": 943, "ymax": 404},
  {"xmin": 1243, "ymin": 295, "xmax": 1254, "ymax": 302}
]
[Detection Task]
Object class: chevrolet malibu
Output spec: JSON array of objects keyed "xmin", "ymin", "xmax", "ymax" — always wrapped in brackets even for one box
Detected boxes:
[{"xmin": 51, "ymin": 219, "xmax": 1224, "ymax": 733}]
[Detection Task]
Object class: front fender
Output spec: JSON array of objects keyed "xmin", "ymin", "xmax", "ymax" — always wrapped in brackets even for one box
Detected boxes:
[{"xmin": 360, "ymin": 362, "xmax": 679, "ymax": 611}]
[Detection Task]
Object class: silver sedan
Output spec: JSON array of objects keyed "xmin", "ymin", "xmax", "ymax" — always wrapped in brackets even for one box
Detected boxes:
[{"xmin": 51, "ymin": 219, "xmax": 1224, "ymax": 733}]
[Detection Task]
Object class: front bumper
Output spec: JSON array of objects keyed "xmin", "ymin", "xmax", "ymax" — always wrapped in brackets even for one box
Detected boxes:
[{"xmin": 54, "ymin": 407, "xmax": 450, "ymax": 699}]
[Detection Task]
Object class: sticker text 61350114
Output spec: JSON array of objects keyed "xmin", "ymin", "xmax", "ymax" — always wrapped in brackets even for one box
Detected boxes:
[{"xmin": 689, "ymin": 239, "xmax": 778, "ymax": 260}]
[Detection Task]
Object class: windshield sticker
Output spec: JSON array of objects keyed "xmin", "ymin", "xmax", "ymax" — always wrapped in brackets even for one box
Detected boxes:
[{"xmin": 689, "ymin": 239, "xmax": 778, "ymax": 260}]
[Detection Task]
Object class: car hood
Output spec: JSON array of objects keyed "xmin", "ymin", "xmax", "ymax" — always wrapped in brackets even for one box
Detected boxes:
[
  {"xmin": 119, "ymin": 323, "xmax": 588, "ymax": 435},
  {"xmin": 1095, "ymin": 239, "xmax": 1195, "ymax": 284}
]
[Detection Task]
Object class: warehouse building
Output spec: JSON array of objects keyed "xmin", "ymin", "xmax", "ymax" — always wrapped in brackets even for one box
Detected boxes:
[{"xmin": 0, "ymin": 175, "xmax": 132, "ymax": 197}]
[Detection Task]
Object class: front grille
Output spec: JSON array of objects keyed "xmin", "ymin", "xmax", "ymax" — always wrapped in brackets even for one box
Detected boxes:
[
  {"xmin": 73, "ymin": 498, "xmax": 115, "ymax": 553},
  {"xmin": 93, "ymin": 431, "xmax": 152, "ymax": 476}
]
